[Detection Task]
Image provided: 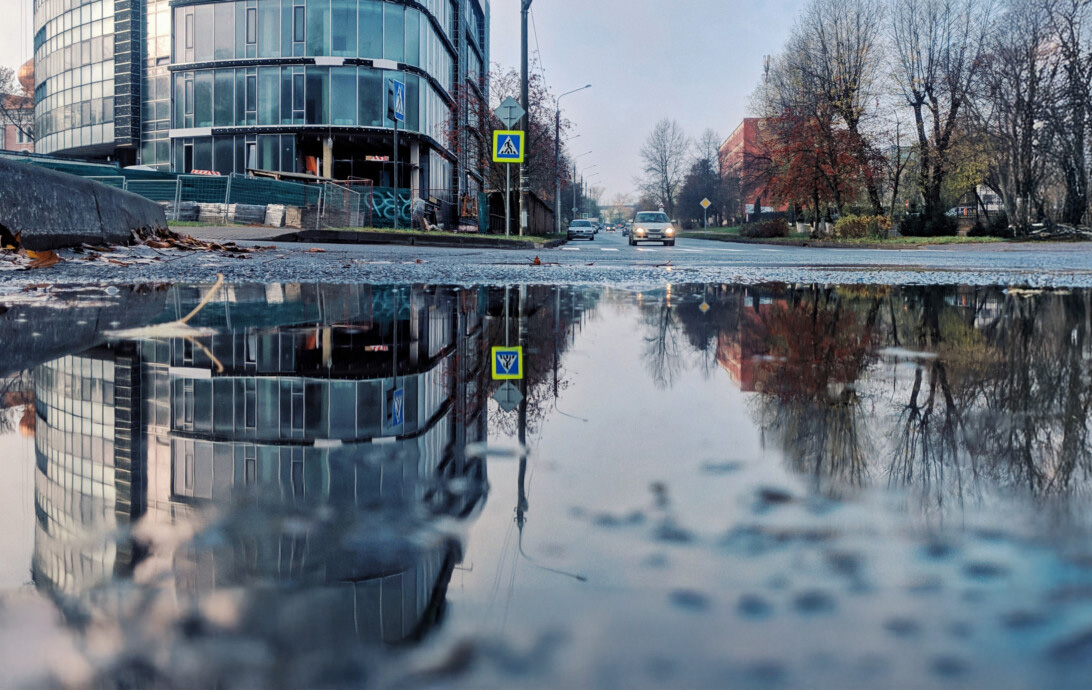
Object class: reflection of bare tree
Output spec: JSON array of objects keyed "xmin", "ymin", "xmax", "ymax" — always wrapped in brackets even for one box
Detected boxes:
[
  {"xmin": 747, "ymin": 287, "xmax": 882, "ymax": 495},
  {"xmin": 886, "ymin": 288, "xmax": 1092, "ymax": 514},
  {"xmin": 0, "ymin": 373, "xmax": 34, "ymax": 436},
  {"xmin": 640, "ymin": 296, "xmax": 685, "ymax": 390}
]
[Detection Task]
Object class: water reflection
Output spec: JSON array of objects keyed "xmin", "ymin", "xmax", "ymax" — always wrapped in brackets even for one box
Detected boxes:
[
  {"xmin": 660, "ymin": 284, "xmax": 1092, "ymax": 509},
  {"xmin": 21, "ymin": 282, "xmax": 591, "ymax": 687},
  {"xmin": 10, "ymin": 280, "xmax": 1092, "ymax": 686}
]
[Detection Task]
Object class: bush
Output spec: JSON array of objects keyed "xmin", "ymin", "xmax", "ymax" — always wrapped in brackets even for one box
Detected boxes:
[
  {"xmin": 899, "ymin": 212, "xmax": 959, "ymax": 237},
  {"xmin": 740, "ymin": 218, "xmax": 790, "ymax": 238},
  {"xmin": 967, "ymin": 213, "xmax": 1013, "ymax": 238},
  {"xmin": 833, "ymin": 214, "xmax": 892, "ymax": 239}
]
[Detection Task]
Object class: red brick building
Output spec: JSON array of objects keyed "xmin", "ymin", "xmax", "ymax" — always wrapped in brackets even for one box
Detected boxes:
[
  {"xmin": 719, "ymin": 118, "xmax": 786, "ymax": 217},
  {"xmin": 1, "ymin": 60, "xmax": 34, "ymax": 153}
]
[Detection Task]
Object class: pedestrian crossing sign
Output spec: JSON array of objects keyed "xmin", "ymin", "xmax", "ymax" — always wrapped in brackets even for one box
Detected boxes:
[
  {"xmin": 492, "ymin": 346, "xmax": 524, "ymax": 380},
  {"xmin": 493, "ymin": 130, "xmax": 525, "ymax": 163}
]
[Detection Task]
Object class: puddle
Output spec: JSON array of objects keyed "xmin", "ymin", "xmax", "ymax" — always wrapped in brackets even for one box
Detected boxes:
[{"xmin": 2, "ymin": 282, "xmax": 1092, "ymax": 688}]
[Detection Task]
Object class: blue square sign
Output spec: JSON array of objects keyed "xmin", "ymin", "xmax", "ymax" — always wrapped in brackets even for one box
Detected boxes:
[{"xmin": 389, "ymin": 79, "xmax": 406, "ymax": 123}]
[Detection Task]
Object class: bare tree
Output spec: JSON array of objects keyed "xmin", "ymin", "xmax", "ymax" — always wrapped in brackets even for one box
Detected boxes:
[
  {"xmin": 971, "ymin": 0, "xmax": 1058, "ymax": 232},
  {"xmin": 637, "ymin": 119, "xmax": 690, "ymax": 217},
  {"xmin": 890, "ymin": 0, "xmax": 996, "ymax": 223},
  {"xmin": 0, "ymin": 65, "xmax": 34, "ymax": 144},
  {"xmin": 1043, "ymin": 0, "xmax": 1092, "ymax": 225},
  {"xmin": 795, "ymin": 0, "xmax": 888, "ymax": 213},
  {"xmin": 694, "ymin": 128, "xmax": 723, "ymax": 168}
]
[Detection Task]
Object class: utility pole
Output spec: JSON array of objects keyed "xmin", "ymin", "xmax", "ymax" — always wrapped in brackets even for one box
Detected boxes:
[
  {"xmin": 519, "ymin": 0, "xmax": 532, "ymax": 236},
  {"xmin": 554, "ymin": 85, "xmax": 591, "ymax": 234}
]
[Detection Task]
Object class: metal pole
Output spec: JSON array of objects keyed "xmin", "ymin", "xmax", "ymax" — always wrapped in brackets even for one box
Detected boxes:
[
  {"xmin": 519, "ymin": 0, "xmax": 532, "ymax": 236},
  {"xmin": 505, "ymin": 165, "xmax": 511, "ymax": 238},
  {"xmin": 573, "ymin": 161, "xmax": 577, "ymax": 218},
  {"xmin": 555, "ymin": 108, "xmax": 561, "ymax": 235},
  {"xmin": 393, "ymin": 118, "xmax": 399, "ymax": 229},
  {"xmin": 704, "ymin": 207, "xmax": 708, "ymax": 229}
]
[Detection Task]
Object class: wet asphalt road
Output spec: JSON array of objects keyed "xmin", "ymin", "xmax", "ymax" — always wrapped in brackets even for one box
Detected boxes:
[{"xmin": 6, "ymin": 228, "xmax": 1092, "ymax": 288}]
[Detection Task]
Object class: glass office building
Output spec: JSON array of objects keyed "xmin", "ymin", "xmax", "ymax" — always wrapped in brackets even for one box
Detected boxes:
[{"xmin": 34, "ymin": 0, "xmax": 489, "ymax": 200}]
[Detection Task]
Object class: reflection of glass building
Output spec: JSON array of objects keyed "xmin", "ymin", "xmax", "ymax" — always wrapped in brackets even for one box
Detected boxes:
[
  {"xmin": 31, "ymin": 284, "xmax": 491, "ymax": 645},
  {"xmin": 34, "ymin": 0, "xmax": 489, "ymax": 199}
]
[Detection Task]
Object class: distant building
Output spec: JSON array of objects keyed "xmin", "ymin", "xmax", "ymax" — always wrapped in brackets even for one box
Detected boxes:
[
  {"xmin": 719, "ymin": 118, "xmax": 786, "ymax": 218},
  {"xmin": 1, "ymin": 60, "xmax": 35, "ymax": 153}
]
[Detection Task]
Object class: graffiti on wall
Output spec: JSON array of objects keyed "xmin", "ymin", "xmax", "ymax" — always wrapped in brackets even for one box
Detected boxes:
[{"xmin": 372, "ymin": 187, "xmax": 411, "ymax": 227}]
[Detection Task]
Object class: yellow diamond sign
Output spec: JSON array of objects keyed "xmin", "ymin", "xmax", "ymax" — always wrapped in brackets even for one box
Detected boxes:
[{"xmin": 701, "ymin": 198, "xmax": 712, "ymax": 209}]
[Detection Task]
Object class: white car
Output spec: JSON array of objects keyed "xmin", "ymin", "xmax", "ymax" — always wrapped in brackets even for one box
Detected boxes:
[
  {"xmin": 567, "ymin": 219, "xmax": 596, "ymax": 241},
  {"xmin": 629, "ymin": 211, "xmax": 676, "ymax": 246}
]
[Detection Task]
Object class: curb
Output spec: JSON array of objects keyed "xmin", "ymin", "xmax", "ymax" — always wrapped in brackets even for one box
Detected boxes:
[
  {"xmin": 290, "ymin": 230, "xmax": 566, "ymax": 250},
  {"xmin": 678, "ymin": 233, "xmax": 1000, "ymax": 250}
]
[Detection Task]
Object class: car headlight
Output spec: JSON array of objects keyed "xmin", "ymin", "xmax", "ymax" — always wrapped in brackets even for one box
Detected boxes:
[
  {"xmin": 665, "ymin": 226, "xmax": 675, "ymax": 234},
  {"xmin": 636, "ymin": 227, "xmax": 646, "ymax": 234}
]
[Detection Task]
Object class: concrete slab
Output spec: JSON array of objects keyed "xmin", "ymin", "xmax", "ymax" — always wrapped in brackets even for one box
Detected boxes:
[{"xmin": 0, "ymin": 157, "xmax": 167, "ymax": 251}]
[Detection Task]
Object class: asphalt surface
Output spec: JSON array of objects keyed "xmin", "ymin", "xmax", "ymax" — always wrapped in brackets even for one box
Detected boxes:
[{"xmin": 5, "ymin": 227, "xmax": 1092, "ymax": 288}]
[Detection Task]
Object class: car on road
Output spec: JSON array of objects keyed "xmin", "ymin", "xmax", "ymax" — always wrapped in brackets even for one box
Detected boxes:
[
  {"xmin": 567, "ymin": 219, "xmax": 596, "ymax": 241},
  {"xmin": 629, "ymin": 212, "xmax": 676, "ymax": 246}
]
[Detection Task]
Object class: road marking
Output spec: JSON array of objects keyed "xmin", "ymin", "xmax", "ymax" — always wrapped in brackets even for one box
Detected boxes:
[
  {"xmin": 600, "ymin": 248, "xmax": 619, "ymax": 252},
  {"xmin": 561, "ymin": 247, "xmax": 581, "ymax": 251},
  {"xmin": 636, "ymin": 248, "xmax": 657, "ymax": 252},
  {"xmin": 675, "ymin": 248, "xmax": 704, "ymax": 253},
  {"xmin": 705, "ymin": 247, "xmax": 744, "ymax": 252}
]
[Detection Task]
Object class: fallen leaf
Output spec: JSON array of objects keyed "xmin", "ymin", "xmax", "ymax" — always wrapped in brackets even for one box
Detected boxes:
[
  {"xmin": 26, "ymin": 250, "xmax": 61, "ymax": 269},
  {"xmin": 107, "ymin": 259, "xmax": 131, "ymax": 267},
  {"xmin": 145, "ymin": 240, "xmax": 172, "ymax": 249},
  {"xmin": 307, "ymin": 248, "xmax": 326, "ymax": 253},
  {"xmin": 531, "ymin": 256, "xmax": 542, "ymax": 266}
]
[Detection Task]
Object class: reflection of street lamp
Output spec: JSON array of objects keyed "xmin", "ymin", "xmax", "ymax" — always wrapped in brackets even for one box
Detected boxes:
[{"xmin": 555, "ymin": 85, "xmax": 592, "ymax": 234}]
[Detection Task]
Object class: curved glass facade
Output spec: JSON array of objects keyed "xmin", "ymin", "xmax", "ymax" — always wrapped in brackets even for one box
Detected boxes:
[
  {"xmin": 32, "ymin": 0, "xmax": 117, "ymax": 156},
  {"xmin": 169, "ymin": 0, "xmax": 467, "ymax": 185},
  {"xmin": 31, "ymin": 0, "xmax": 488, "ymax": 205}
]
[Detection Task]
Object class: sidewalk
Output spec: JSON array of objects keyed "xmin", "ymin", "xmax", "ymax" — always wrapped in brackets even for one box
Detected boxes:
[
  {"xmin": 178, "ymin": 225, "xmax": 295, "ymax": 243},
  {"xmin": 176, "ymin": 225, "xmax": 567, "ymax": 249}
]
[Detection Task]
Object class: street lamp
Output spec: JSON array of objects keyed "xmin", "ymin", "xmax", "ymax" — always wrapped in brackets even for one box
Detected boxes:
[
  {"xmin": 571, "ymin": 151, "xmax": 592, "ymax": 220},
  {"xmin": 555, "ymin": 84, "xmax": 592, "ymax": 234},
  {"xmin": 584, "ymin": 171, "xmax": 601, "ymax": 216}
]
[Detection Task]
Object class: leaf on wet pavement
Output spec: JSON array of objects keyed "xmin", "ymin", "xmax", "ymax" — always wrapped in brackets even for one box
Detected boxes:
[
  {"xmin": 307, "ymin": 248, "xmax": 326, "ymax": 253},
  {"xmin": 26, "ymin": 250, "xmax": 61, "ymax": 269}
]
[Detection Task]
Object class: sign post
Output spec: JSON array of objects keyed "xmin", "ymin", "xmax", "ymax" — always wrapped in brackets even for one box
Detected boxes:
[
  {"xmin": 701, "ymin": 197, "xmax": 712, "ymax": 229},
  {"xmin": 493, "ymin": 98, "xmax": 526, "ymax": 238},
  {"xmin": 492, "ymin": 130, "xmax": 525, "ymax": 237},
  {"xmin": 388, "ymin": 78, "xmax": 406, "ymax": 229}
]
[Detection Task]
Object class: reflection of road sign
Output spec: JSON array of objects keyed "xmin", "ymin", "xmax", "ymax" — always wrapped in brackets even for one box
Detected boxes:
[
  {"xmin": 493, "ymin": 131, "xmax": 524, "ymax": 163},
  {"xmin": 384, "ymin": 386, "xmax": 401, "ymax": 427},
  {"xmin": 699, "ymin": 302, "xmax": 710, "ymax": 313},
  {"xmin": 388, "ymin": 79, "xmax": 406, "ymax": 123},
  {"xmin": 391, "ymin": 388, "xmax": 404, "ymax": 426},
  {"xmin": 701, "ymin": 198, "xmax": 712, "ymax": 209},
  {"xmin": 492, "ymin": 381, "xmax": 523, "ymax": 412},
  {"xmin": 493, "ymin": 97, "xmax": 526, "ymax": 128},
  {"xmin": 492, "ymin": 346, "xmax": 524, "ymax": 380}
]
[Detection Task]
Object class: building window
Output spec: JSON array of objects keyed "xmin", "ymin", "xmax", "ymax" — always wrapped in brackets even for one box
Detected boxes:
[
  {"xmin": 293, "ymin": 6, "xmax": 305, "ymax": 43},
  {"xmin": 185, "ymin": 13, "xmax": 194, "ymax": 49},
  {"xmin": 246, "ymin": 8, "xmax": 257, "ymax": 44}
]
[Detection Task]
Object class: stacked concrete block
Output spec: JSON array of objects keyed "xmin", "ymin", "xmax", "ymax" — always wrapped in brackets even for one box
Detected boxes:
[
  {"xmin": 228, "ymin": 203, "xmax": 266, "ymax": 225},
  {"xmin": 265, "ymin": 204, "xmax": 286, "ymax": 227}
]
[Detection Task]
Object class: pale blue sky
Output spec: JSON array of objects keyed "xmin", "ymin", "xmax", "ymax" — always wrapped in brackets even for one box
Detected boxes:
[
  {"xmin": 1, "ymin": 0, "xmax": 808, "ymax": 198},
  {"xmin": 489, "ymin": 0, "xmax": 806, "ymax": 199}
]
